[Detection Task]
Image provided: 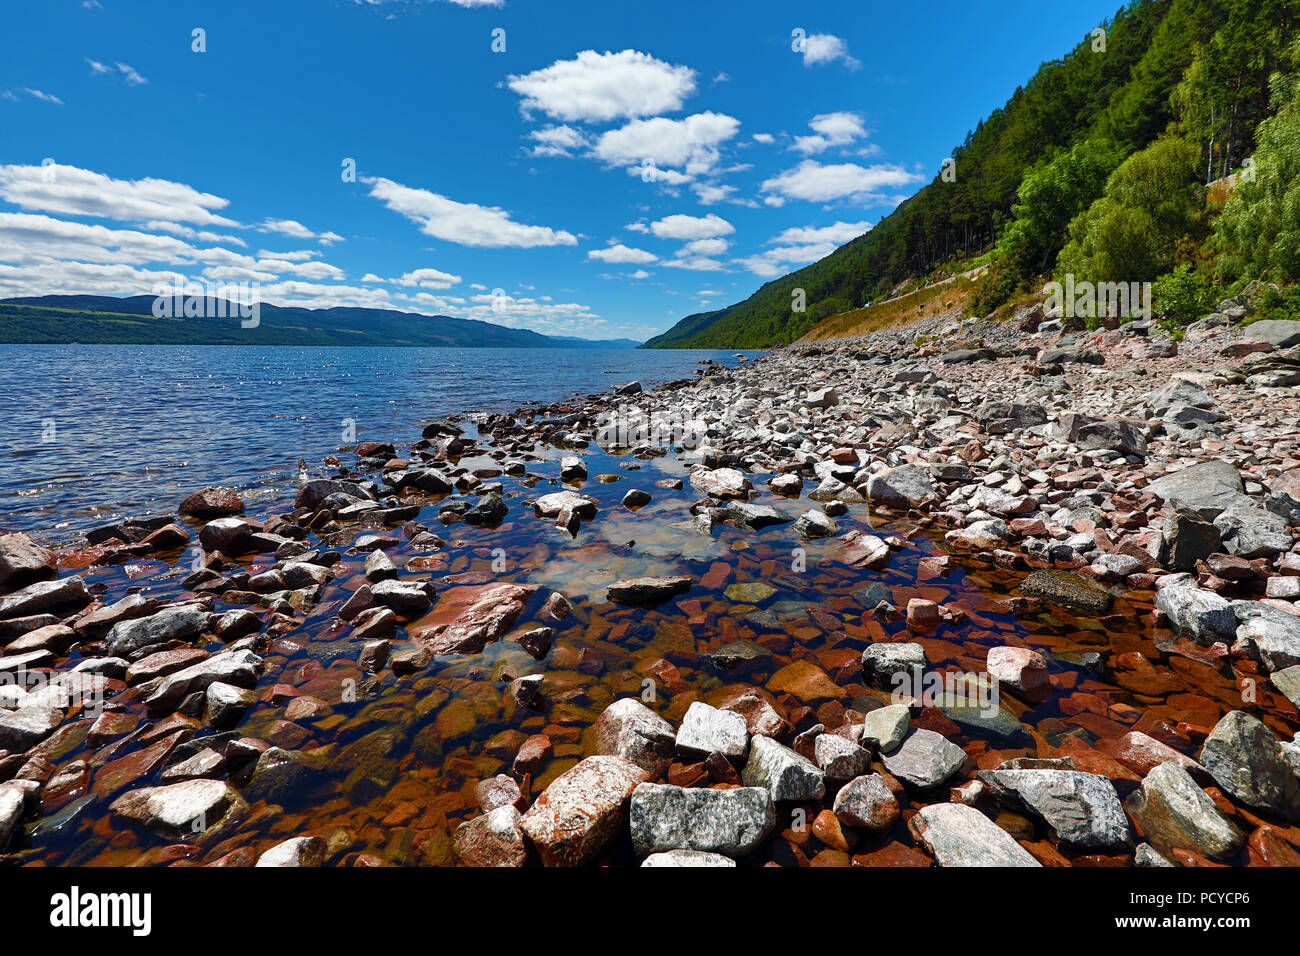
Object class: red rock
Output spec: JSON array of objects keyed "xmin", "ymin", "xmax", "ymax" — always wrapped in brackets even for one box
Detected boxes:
[
  {"xmin": 178, "ymin": 487, "xmax": 245, "ymax": 518},
  {"xmin": 518, "ymin": 755, "xmax": 648, "ymax": 866},
  {"xmin": 411, "ymin": 583, "xmax": 536, "ymax": 654}
]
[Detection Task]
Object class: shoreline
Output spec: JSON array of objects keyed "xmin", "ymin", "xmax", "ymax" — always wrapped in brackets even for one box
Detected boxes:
[{"xmin": 1, "ymin": 310, "xmax": 1299, "ymax": 867}]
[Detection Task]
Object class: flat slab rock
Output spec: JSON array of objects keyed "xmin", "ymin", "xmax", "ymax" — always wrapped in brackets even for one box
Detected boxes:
[
  {"xmin": 978, "ymin": 768, "xmax": 1130, "ymax": 850},
  {"xmin": 629, "ymin": 783, "xmax": 774, "ymax": 857},
  {"xmin": 1018, "ymin": 570, "xmax": 1114, "ymax": 614},
  {"xmin": 606, "ymin": 576, "xmax": 692, "ymax": 606},
  {"xmin": 882, "ymin": 728, "xmax": 968, "ymax": 790},
  {"xmin": 518, "ymin": 755, "xmax": 648, "ymax": 866},
  {"xmin": 109, "ymin": 779, "xmax": 247, "ymax": 839},
  {"xmin": 910, "ymin": 803, "xmax": 1041, "ymax": 867},
  {"xmin": 641, "ymin": 849, "xmax": 736, "ymax": 867}
]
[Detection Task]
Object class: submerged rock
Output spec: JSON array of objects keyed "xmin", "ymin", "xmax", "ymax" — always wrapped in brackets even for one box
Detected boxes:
[{"xmin": 1018, "ymin": 570, "xmax": 1113, "ymax": 614}]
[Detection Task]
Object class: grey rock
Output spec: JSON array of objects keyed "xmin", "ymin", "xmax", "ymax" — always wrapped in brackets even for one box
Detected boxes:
[
  {"xmin": 1235, "ymin": 602, "xmax": 1300, "ymax": 673},
  {"xmin": 882, "ymin": 728, "xmax": 968, "ymax": 790},
  {"xmin": 0, "ymin": 576, "xmax": 90, "ymax": 620},
  {"xmin": 1200, "ymin": 710, "xmax": 1300, "ymax": 821},
  {"xmin": 910, "ymin": 803, "xmax": 1040, "ymax": 866},
  {"xmin": 641, "ymin": 849, "xmax": 736, "ymax": 867},
  {"xmin": 105, "ymin": 606, "xmax": 207, "ymax": 656},
  {"xmin": 861, "ymin": 642, "xmax": 926, "ymax": 689},
  {"xmin": 1147, "ymin": 461, "xmax": 1245, "ymax": 519},
  {"xmin": 1214, "ymin": 503, "xmax": 1291, "ymax": 558},
  {"xmin": 593, "ymin": 698, "xmax": 676, "ymax": 774},
  {"xmin": 1126, "ymin": 763, "xmax": 1244, "ymax": 861},
  {"xmin": 1245, "ymin": 319, "xmax": 1300, "ymax": 348},
  {"xmin": 979, "ymin": 768, "xmax": 1129, "ymax": 850},
  {"xmin": 859, "ymin": 704, "xmax": 910, "ymax": 753},
  {"xmin": 1155, "ymin": 575, "xmax": 1237, "ymax": 644},
  {"xmin": 741, "ymin": 734, "xmax": 825, "ymax": 801},
  {"xmin": 675, "ymin": 701, "xmax": 748, "ymax": 760},
  {"xmin": 629, "ymin": 783, "xmax": 774, "ymax": 857},
  {"xmin": 813, "ymin": 733, "xmax": 872, "ymax": 781},
  {"xmin": 866, "ymin": 465, "xmax": 934, "ymax": 510}
]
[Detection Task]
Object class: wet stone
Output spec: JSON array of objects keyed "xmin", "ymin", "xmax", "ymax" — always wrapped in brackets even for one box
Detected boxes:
[
  {"xmin": 861, "ymin": 643, "xmax": 926, "ymax": 690},
  {"xmin": 1126, "ymin": 763, "xmax": 1244, "ymax": 861},
  {"xmin": 814, "ymin": 733, "xmax": 872, "ymax": 781},
  {"xmin": 1018, "ymin": 570, "xmax": 1114, "ymax": 614},
  {"xmin": 859, "ymin": 704, "xmax": 910, "ymax": 753},
  {"xmin": 454, "ymin": 805, "xmax": 528, "ymax": 867}
]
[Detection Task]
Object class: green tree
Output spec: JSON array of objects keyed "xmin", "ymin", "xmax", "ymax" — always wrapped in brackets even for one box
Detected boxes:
[
  {"xmin": 996, "ymin": 137, "xmax": 1126, "ymax": 277},
  {"xmin": 1057, "ymin": 135, "xmax": 1207, "ymax": 282},
  {"xmin": 1212, "ymin": 39, "xmax": 1300, "ymax": 283}
]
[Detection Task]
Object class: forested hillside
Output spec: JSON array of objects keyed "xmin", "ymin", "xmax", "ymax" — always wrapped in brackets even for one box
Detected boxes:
[{"xmin": 645, "ymin": 0, "xmax": 1300, "ymax": 348}]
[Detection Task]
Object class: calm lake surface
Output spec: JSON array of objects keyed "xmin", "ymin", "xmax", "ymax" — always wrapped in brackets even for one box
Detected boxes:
[{"xmin": 0, "ymin": 345, "xmax": 760, "ymax": 542}]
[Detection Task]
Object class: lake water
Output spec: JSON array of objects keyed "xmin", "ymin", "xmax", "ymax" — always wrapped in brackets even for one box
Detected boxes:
[{"xmin": 0, "ymin": 345, "xmax": 759, "ymax": 542}]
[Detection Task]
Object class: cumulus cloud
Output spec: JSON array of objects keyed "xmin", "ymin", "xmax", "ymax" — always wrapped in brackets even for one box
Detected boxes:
[
  {"xmin": 365, "ymin": 176, "xmax": 576, "ymax": 248},
  {"xmin": 507, "ymin": 50, "xmax": 696, "ymax": 123},
  {"xmin": 648, "ymin": 213, "xmax": 734, "ymax": 241},
  {"xmin": 258, "ymin": 218, "xmax": 344, "ymax": 244},
  {"xmin": 0, "ymin": 162, "xmax": 237, "ymax": 226},
  {"xmin": 801, "ymin": 33, "xmax": 860, "ymax": 69},
  {"xmin": 528, "ymin": 124, "xmax": 590, "ymax": 157},
  {"xmin": 593, "ymin": 112, "xmax": 740, "ymax": 178},
  {"xmin": 760, "ymin": 160, "xmax": 920, "ymax": 205},
  {"xmin": 792, "ymin": 111, "xmax": 867, "ymax": 155},
  {"xmin": 587, "ymin": 243, "xmax": 658, "ymax": 264}
]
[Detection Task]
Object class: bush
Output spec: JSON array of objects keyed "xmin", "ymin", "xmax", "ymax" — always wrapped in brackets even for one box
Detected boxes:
[
  {"xmin": 1153, "ymin": 264, "xmax": 1218, "ymax": 325},
  {"xmin": 969, "ymin": 262, "xmax": 1021, "ymax": 317}
]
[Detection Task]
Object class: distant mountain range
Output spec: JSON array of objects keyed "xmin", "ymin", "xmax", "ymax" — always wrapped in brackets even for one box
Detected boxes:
[{"xmin": 0, "ymin": 294, "xmax": 641, "ymax": 349}]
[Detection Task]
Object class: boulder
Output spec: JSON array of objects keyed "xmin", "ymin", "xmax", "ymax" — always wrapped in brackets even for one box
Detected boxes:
[
  {"xmin": 1147, "ymin": 461, "xmax": 1245, "ymax": 519},
  {"xmin": 0, "ymin": 533, "xmax": 56, "ymax": 590},
  {"xmin": 629, "ymin": 783, "xmax": 774, "ymax": 857},
  {"xmin": 109, "ymin": 779, "xmax": 247, "ymax": 839},
  {"xmin": 1126, "ymin": 763, "xmax": 1244, "ymax": 861},
  {"xmin": 978, "ymin": 768, "xmax": 1129, "ymax": 850},
  {"xmin": 866, "ymin": 465, "xmax": 933, "ymax": 511},
  {"xmin": 453, "ymin": 805, "xmax": 528, "ymax": 867},
  {"xmin": 1200, "ymin": 711, "xmax": 1300, "ymax": 821},
  {"xmin": 675, "ymin": 701, "xmax": 748, "ymax": 760},
  {"xmin": 909, "ymin": 803, "xmax": 1040, "ymax": 866},
  {"xmin": 518, "ymin": 756, "xmax": 648, "ymax": 866},
  {"xmin": 882, "ymin": 729, "xmax": 968, "ymax": 790},
  {"xmin": 593, "ymin": 698, "xmax": 676, "ymax": 775},
  {"xmin": 741, "ymin": 735, "xmax": 825, "ymax": 802}
]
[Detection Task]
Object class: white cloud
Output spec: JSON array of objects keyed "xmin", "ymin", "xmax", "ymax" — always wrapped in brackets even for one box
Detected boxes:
[
  {"xmin": 760, "ymin": 160, "xmax": 920, "ymax": 205},
  {"xmin": 258, "ymin": 218, "xmax": 344, "ymax": 244},
  {"xmin": 444, "ymin": 0, "xmax": 504, "ymax": 6},
  {"xmin": 366, "ymin": 176, "xmax": 577, "ymax": 248},
  {"xmin": 751, "ymin": 133, "xmax": 775, "ymax": 144},
  {"xmin": 507, "ymin": 50, "xmax": 696, "ymax": 123},
  {"xmin": 528, "ymin": 125, "xmax": 590, "ymax": 157},
  {"xmin": 661, "ymin": 255, "xmax": 726, "ymax": 272},
  {"xmin": 0, "ymin": 162, "xmax": 236, "ymax": 226},
  {"xmin": 21, "ymin": 89, "xmax": 64, "ymax": 105},
  {"xmin": 767, "ymin": 220, "xmax": 871, "ymax": 246},
  {"xmin": 648, "ymin": 213, "xmax": 734, "ymax": 241},
  {"xmin": 801, "ymin": 33, "xmax": 860, "ymax": 69},
  {"xmin": 629, "ymin": 269, "xmax": 651, "ymax": 279},
  {"xmin": 85, "ymin": 58, "xmax": 110, "ymax": 74},
  {"xmin": 394, "ymin": 267, "xmax": 461, "ymax": 289},
  {"xmin": 588, "ymin": 243, "xmax": 658, "ymax": 264},
  {"xmin": 682, "ymin": 237, "xmax": 729, "ymax": 256},
  {"xmin": 792, "ymin": 111, "xmax": 866, "ymax": 155},
  {"xmin": 115, "ymin": 62, "xmax": 148, "ymax": 85},
  {"xmin": 594, "ymin": 112, "xmax": 740, "ymax": 178}
]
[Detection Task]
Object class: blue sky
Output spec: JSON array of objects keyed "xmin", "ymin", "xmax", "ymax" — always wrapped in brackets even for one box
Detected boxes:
[{"xmin": 1, "ymin": 0, "xmax": 1123, "ymax": 341}]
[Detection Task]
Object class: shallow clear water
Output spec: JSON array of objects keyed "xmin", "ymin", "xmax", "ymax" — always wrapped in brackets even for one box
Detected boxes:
[{"xmin": 0, "ymin": 345, "xmax": 758, "ymax": 541}]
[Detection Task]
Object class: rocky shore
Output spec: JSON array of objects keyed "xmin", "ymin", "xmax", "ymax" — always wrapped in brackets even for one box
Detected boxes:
[{"xmin": 1, "ymin": 304, "xmax": 1299, "ymax": 867}]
